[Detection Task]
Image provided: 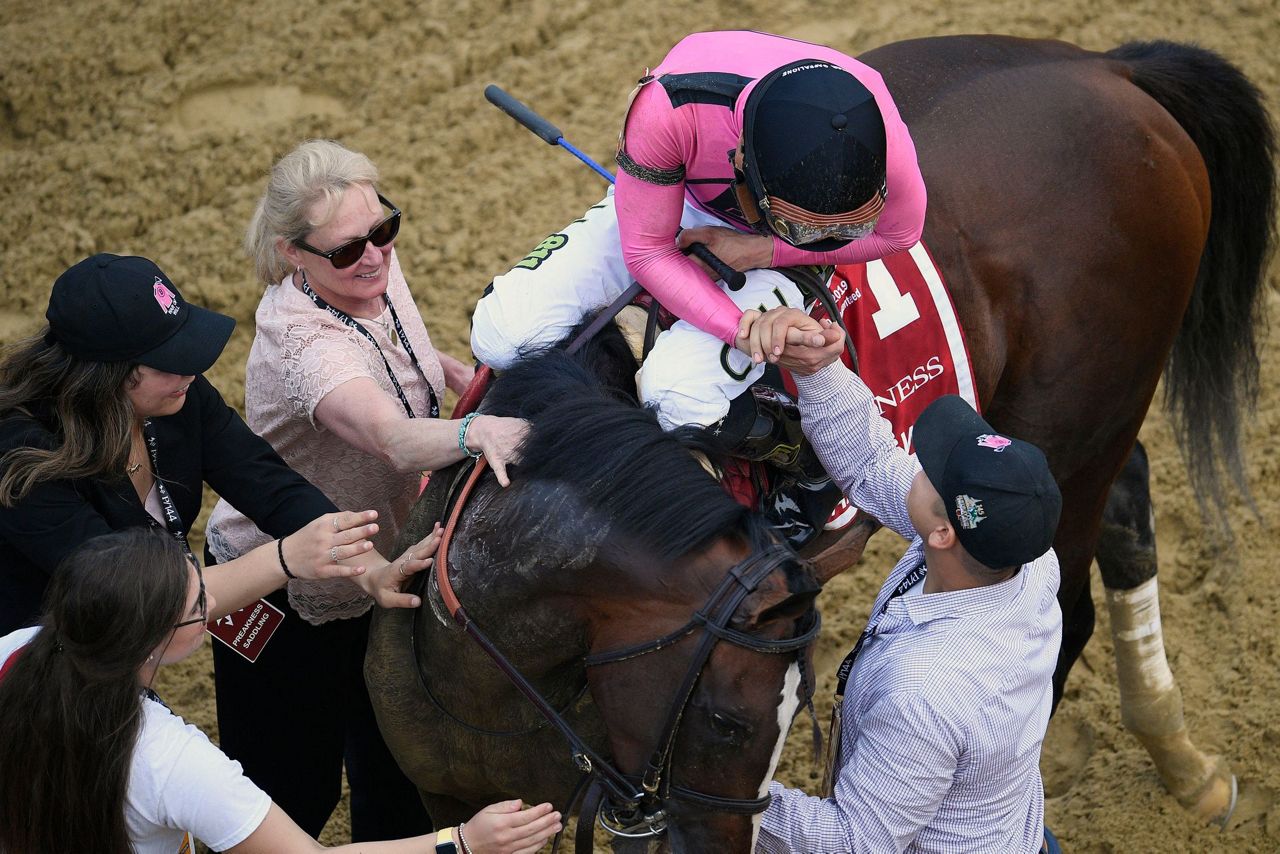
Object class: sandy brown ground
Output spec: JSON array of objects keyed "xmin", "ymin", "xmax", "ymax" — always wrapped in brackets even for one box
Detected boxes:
[{"xmin": 2, "ymin": 0, "xmax": 1277, "ymax": 850}]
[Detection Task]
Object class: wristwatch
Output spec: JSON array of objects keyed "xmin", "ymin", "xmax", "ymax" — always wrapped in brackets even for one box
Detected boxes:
[{"xmin": 434, "ymin": 828, "xmax": 458, "ymax": 854}]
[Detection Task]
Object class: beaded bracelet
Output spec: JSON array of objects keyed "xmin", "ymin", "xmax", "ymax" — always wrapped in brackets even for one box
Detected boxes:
[
  {"xmin": 458, "ymin": 412, "xmax": 483, "ymax": 459},
  {"xmin": 457, "ymin": 822, "xmax": 474, "ymax": 854}
]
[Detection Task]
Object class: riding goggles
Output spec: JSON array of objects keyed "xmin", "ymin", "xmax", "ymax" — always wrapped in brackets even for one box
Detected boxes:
[
  {"xmin": 732, "ymin": 166, "xmax": 884, "ymax": 246},
  {"xmin": 294, "ymin": 193, "xmax": 401, "ymax": 269}
]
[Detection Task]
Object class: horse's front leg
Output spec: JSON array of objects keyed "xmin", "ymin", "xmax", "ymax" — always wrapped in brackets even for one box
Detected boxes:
[{"xmin": 1097, "ymin": 441, "xmax": 1237, "ymax": 825}]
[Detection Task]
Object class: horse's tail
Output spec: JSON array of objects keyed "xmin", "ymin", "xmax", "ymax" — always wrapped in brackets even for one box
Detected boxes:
[{"xmin": 1108, "ymin": 40, "xmax": 1276, "ymax": 522}]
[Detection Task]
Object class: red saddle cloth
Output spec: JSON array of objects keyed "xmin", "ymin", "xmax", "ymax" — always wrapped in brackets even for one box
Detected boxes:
[{"xmin": 790, "ymin": 242, "xmax": 980, "ymax": 452}]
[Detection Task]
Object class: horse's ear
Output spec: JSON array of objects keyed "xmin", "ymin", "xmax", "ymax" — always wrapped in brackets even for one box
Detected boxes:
[
  {"xmin": 734, "ymin": 567, "xmax": 821, "ymax": 632},
  {"xmin": 754, "ymin": 588, "xmax": 820, "ymax": 627},
  {"xmin": 809, "ymin": 517, "xmax": 880, "ymax": 586}
]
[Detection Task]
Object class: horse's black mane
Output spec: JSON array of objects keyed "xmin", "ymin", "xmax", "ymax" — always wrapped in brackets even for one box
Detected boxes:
[{"xmin": 483, "ymin": 321, "xmax": 757, "ymax": 561}]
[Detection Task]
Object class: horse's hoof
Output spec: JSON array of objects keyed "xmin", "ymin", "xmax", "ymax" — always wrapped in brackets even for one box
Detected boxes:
[{"xmin": 1187, "ymin": 761, "xmax": 1238, "ymax": 828}]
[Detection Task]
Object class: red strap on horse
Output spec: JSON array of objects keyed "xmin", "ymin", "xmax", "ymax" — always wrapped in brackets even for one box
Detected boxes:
[
  {"xmin": 452, "ymin": 365, "xmax": 493, "ymax": 418},
  {"xmin": 419, "ymin": 365, "xmax": 495, "ymax": 497},
  {"xmin": 435, "ymin": 457, "xmax": 490, "ymax": 621},
  {"xmin": 0, "ymin": 645, "xmax": 27, "ymax": 683}
]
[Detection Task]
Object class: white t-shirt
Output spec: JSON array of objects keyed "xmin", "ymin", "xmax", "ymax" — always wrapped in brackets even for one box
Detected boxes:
[{"xmin": 0, "ymin": 628, "xmax": 271, "ymax": 853}]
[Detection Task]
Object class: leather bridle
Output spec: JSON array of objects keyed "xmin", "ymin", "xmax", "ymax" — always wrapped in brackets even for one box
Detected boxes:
[{"xmin": 431, "ymin": 457, "xmax": 822, "ymax": 851}]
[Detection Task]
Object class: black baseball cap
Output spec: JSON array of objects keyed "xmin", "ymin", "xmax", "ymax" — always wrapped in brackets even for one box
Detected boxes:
[
  {"xmin": 46, "ymin": 254, "xmax": 235, "ymax": 376},
  {"xmin": 914, "ymin": 396, "xmax": 1062, "ymax": 570},
  {"xmin": 741, "ymin": 60, "xmax": 887, "ymax": 249}
]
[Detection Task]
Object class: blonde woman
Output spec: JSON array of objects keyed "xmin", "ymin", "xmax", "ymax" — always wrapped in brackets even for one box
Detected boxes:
[{"xmin": 205, "ymin": 139, "xmax": 529, "ymax": 840}]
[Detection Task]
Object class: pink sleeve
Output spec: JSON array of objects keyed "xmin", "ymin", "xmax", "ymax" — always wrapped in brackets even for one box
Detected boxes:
[
  {"xmin": 770, "ymin": 101, "xmax": 927, "ymax": 267},
  {"xmin": 615, "ymin": 83, "xmax": 744, "ymax": 345}
]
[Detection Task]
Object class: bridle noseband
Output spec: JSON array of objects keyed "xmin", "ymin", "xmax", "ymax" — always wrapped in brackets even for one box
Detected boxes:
[{"xmin": 432, "ymin": 458, "xmax": 822, "ymax": 851}]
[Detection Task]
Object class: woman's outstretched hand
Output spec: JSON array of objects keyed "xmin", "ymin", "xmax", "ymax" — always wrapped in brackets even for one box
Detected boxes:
[
  {"xmin": 461, "ymin": 415, "xmax": 530, "ymax": 487},
  {"xmin": 461, "ymin": 800, "xmax": 563, "ymax": 854},
  {"xmin": 279, "ymin": 510, "xmax": 379, "ymax": 579},
  {"xmin": 356, "ymin": 523, "xmax": 442, "ymax": 609}
]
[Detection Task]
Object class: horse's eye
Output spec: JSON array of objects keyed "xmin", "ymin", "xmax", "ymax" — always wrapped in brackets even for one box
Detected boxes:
[{"xmin": 709, "ymin": 711, "xmax": 751, "ymax": 744}]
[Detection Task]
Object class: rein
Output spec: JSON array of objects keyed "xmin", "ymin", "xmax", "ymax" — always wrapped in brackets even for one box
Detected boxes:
[{"xmin": 434, "ymin": 457, "xmax": 647, "ymax": 809}]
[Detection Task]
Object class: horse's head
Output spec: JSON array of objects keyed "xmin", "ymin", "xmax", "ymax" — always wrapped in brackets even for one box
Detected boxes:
[
  {"xmin": 581, "ymin": 523, "xmax": 822, "ymax": 853},
  {"xmin": 474, "ymin": 331, "xmax": 823, "ymax": 851}
]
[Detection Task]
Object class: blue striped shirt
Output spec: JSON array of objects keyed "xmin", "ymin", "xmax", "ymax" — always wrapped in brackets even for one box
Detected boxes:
[{"xmin": 758, "ymin": 363, "xmax": 1062, "ymax": 853}]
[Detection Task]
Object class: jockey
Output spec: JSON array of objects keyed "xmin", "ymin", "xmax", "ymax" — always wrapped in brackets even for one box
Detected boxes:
[{"xmin": 472, "ymin": 30, "xmax": 926, "ymax": 520}]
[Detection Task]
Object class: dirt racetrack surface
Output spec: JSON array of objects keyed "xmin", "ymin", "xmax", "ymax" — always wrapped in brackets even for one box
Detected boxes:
[{"xmin": 1, "ymin": 0, "xmax": 1277, "ymax": 850}]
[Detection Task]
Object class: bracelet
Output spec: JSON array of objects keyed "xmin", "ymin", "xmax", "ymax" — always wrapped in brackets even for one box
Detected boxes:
[
  {"xmin": 276, "ymin": 538, "xmax": 296, "ymax": 580},
  {"xmin": 457, "ymin": 822, "xmax": 474, "ymax": 854},
  {"xmin": 457, "ymin": 412, "xmax": 482, "ymax": 459}
]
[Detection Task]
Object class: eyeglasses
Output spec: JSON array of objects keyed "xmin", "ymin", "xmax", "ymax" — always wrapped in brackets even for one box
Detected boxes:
[
  {"xmin": 731, "ymin": 158, "xmax": 884, "ymax": 246},
  {"xmin": 173, "ymin": 556, "xmax": 207, "ymax": 629},
  {"xmin": 293, "ymin": 193, "xmax": 401, "ymax": 269}
]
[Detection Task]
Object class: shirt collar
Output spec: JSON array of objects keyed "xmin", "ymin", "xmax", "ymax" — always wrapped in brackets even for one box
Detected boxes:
[{"xmin": 899, "ymin": 562, "xmax": 1026, "ymax": 626}]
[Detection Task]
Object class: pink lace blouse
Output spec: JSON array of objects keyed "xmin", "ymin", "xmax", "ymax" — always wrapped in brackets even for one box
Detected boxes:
[{"xmin": 205, "ymin": 251, "xmax": 445, "ymax": 624}]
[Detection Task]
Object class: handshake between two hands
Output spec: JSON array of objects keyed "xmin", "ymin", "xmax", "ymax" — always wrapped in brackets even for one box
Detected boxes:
[{"xmin": 734, "ymin": 307, "xmax": 846, "ymax": 376}]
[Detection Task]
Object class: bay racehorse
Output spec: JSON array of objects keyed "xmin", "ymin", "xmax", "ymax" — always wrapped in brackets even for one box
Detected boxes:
[
  {"xmin": 369, "ymin": 329, "xmax": 826, "ymax": 852},
  {"xmin": 369, "ymin": 33, "xmax": 1274, "ymax": 847}
]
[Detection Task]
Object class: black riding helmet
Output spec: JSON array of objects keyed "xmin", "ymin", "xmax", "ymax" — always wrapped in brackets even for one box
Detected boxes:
[{"xmin": 739, "ymin": 60, "xmax": 887, "ymax": 250}]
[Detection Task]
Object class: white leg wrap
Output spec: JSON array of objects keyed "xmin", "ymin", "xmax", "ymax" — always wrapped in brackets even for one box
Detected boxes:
[{"xmin": 1106, "ymin": 578, "xmax": 1236, "ymax": 824}]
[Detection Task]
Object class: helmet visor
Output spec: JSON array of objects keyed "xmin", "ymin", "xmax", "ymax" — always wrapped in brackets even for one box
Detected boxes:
[{"xmin": 763, "ymin": 183, "xmax": 885, "ymax": 246}]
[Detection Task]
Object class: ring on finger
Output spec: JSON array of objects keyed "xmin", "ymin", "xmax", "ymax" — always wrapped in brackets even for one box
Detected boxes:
[
  {"xmin": 397, "ymin": 560, "xmax": 407, "ymax": 578},
  {"xmin": 332, "ymin": 517, "xmax": 340, "ymax": 532},
  {"xmin": 330, "ymin": 546, "xmax": 339, "ymax": 562}
]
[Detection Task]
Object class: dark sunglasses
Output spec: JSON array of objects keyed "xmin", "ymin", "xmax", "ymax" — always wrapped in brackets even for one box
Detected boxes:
[
  {"xmin": 174, "ymin": 556, "xmax": 207, "ymax": 629},
  {"xmin": 294, "ymin": 193, "xmax": 401, "ymax": 269}
]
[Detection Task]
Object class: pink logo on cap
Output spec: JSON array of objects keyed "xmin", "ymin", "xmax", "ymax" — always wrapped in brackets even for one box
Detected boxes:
[
  {"xmin": 153, "ymin": 278, "xmax": 180, "ymax": 316},
  {"xmin": 977, "ymin": 434, "xmax": 1011, "ymax": 452}
]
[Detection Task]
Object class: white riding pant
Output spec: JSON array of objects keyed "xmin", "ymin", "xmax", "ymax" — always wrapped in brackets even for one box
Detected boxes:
[{"xmin": 471, "ymin": 189, "xmax": 804, "ymax": 429}]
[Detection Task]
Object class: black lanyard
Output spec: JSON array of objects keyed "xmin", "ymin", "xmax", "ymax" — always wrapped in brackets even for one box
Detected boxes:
[
  {"xmin": 141, "ymin": 419, "xmax": 195, "ymax": 562},
  {"xmin": 833, "ymin": 562, "xmax": 927, "ymax": 698},
  {"xmin": 300, "ymin": 274, "xmax": 440, "ymax": 420}
]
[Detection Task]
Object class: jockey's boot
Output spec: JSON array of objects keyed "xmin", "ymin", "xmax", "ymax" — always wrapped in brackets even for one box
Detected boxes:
[
  {"xmin": 715, "ymin": 387, "xmax": 837, "ymax": 548},
  {"xmin": 754, "ymin": 476, "xmax": 841, "ymax": 549},
  {"xmin": 717, "ymin": 386, "xmax": 827, "ymax": 484}
]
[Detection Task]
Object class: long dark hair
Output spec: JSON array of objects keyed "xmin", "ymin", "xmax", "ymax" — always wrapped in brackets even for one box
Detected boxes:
[
  {"xmin": 0, "ymin": 528, "xmax": 189, "ymax": 854},
  {"xmin": 0, "ymin": 330, "xmax": 137, "ymax": 507}
]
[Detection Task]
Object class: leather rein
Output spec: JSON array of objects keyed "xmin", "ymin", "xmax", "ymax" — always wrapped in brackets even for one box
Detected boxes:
[{"xmin": 432, "ymin": 455, "xmax": 821, "ymax": 850}]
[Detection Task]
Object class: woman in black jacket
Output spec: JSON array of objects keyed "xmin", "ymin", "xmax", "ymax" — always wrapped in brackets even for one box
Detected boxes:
[{"xmin": 0, "ymin": 253, "xmax": 429, "ymax": 634}]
